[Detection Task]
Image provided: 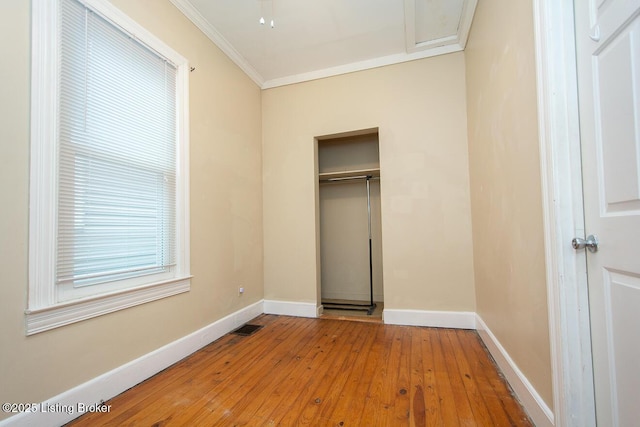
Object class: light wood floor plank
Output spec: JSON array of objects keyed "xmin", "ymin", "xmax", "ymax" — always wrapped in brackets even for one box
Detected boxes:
[
  {"xmin": 409, "ymin": 328, "xmax": 426, "ymax": 427},
  {"xmin": 318, "ymin": 320, "xmax": 379, "ymax": 424},
  {"xmin": 419, "ymin": 328, "xmax": 445, "ymax": 427},
  {"xmin": 431, "ymin": 328, "xmax": 462, "ymax": 426},
  {"xmin": 180, "ymin": 316, "xmax": 321, "ymax": 426},
  {"xmin": 358, "ymin": 325, "xmax": 399, "ymax": 425},
  {"xmin": 445, "ymin": 329, "xmax": 495, "ymax": 426},
  {"xmin": 260, "ymin": 320, "xmax": 355, "ymax": 425},
  {"xmin": 326, "ymin": 323, "xmax": 388, "ymax": 425},
  {"xmin": 439, "ymin": 328, "xmax": 477, "ymax": 426},
  {"xmin": 457, "ymin": 329, "xmax": 534, "ymax": 427},
  {"xmin": 393, "ymin": 327, "xmax": 412, "ymax": 424},
  {"xmin": 66, "ymin": 315, "xmax": 533, "ymax": 427},
  {"xmin": 295, "ymin": 319, "xmax": 376, "ymax": 424},
  {"xmin": 248, "ymin": 320, "xmax": 354, "ymax": 425},
  {"xmin": 275, "ymin": 321, "xmax": 359, "ymax": 426}
]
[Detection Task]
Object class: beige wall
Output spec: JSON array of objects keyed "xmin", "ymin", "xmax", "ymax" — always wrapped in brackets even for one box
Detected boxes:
[
  {"xmin": 262, "ymin": 54, "xmax": 476, "ymax": 312},
  {"xmin": 0, "ymin": 0, "xmax": 554, "ymax": 418},
  {"xmin": 0, "ymin": 0, "xmax": 263, "ymax": 418},
  {"xmin": 465, "ymin": 0, "xmax": 552, "ymax": 406}
]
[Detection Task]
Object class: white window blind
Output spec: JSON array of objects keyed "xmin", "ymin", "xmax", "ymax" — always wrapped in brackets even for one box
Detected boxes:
[
  {"xmin": 28, "ymin": 0, "xmax": 189, "ymax": 334},
  {"xmin": 57, "ymin": 0, "xmax": 178, "ymax": 296}
]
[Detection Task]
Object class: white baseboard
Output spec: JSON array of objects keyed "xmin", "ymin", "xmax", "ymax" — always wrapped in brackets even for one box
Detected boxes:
[
  {"xmin": 0, "ymin": 303, "xmax": 553, "ymax": 427},
  {"xmin": 263, "ymin": 299, "xmax": 319, "ymax": 318},
  {"xmin": 383, "ymin": 308, "xmax": 476, "ymax": 329},
  {"xmin": 475, "ymin": 315, "xmax": 554, "ymax": 427},
  {"xmin": 0, "ymin": 301, "xmax": 264, "ymax": 427}
]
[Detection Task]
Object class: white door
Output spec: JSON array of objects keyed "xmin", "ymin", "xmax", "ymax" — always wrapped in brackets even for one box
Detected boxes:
[{"xmin": 575, "ymin": 1, "xmax": 640, "ymax": 425}]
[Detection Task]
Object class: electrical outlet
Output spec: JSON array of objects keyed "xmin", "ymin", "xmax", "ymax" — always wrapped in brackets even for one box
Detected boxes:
[{"xmin": 238, "ymin": 287, "xmax": 244, "ymax": 295}]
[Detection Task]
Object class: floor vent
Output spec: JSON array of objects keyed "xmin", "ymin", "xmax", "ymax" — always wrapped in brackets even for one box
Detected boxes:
[{"xmin": 231, "ymin": 324, "xmax": 263, "ymax": 336}]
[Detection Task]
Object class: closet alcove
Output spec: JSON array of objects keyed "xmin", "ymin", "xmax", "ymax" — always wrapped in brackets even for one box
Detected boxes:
[{"xmin": 316, "ymin": 129, "xmax": 383, "ymax": 316}]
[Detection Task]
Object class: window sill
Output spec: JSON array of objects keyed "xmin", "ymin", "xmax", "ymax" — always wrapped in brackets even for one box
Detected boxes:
[{"xmin": 25, "ymin": 276, "xmax": 191, "ymax": 335}]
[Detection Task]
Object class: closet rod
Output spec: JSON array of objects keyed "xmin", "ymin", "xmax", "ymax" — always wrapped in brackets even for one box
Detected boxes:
[{"xmin": 319, "ymin": 175, "xmax": 380, "ymax": 184}]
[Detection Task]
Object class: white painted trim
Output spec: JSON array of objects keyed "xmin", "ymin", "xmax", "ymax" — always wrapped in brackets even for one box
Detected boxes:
[
  {"xmin": 456, "ymin": 0, "xmax": 478, "ymax": 50},
  {"xmin": 25, "ymin": 278, "xmax": 191, "ymax": 335},
  {"xmin": 403, "ymin": 0, "xmax": 477, "ymax": 53},
  {"xmin": 533, "ymin": 0, "xmax": 596, "ymax": 426},
  {"xmin": 81, "ymin": 0, "xmax": 187, "ymax": 66},
  {"xmin": 403, "ymin": 0, "xmax": 458, "ymax": 52},
  {"xmin": 29, "ymin": 0, "xmax": 59, "ymax": 310},
  {"xmin": 261, "ymin": 45, "xmax": 463, "ymax": 89},
  {"xmin": 0, "ymin": 301, "xmax": 264, "ymax": 427},
  {"xmin": 168, "ymin": 0, "xmax": 467, "ymax": 89},
  {"xmin": 263, "ymin": 300, "xmax": 319, "ymax": 318},
  {"xmin": 476, "ymin": 315, "xmax": 554, "ymax": 427},
  {"xmin": 168, "ymin": 0, "xmax": 264, "ymax": 87},
  {"xmin": 27, "ymin": 0, "xmax": 192, "ymax": 334},
  {"xmin": 403, "ymin": 0, "xmax": 417, "ymax": 53},
  {"xmin": 382, "ymin": 309, "xmax": 476, "ymax": 329},
  {"xmin": 4, "ymin": 304, "xmax": 557, "ymax": 427}
]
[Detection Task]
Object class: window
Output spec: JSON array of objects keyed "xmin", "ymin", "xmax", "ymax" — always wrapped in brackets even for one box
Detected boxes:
[{"xmin": 27, "ymin": 0, "xmax": 190, "ymax": 335}]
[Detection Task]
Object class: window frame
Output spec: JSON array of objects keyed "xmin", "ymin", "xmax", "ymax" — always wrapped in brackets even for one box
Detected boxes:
[{"xmin": 27, "ymin": 0, "xmax": 191, "ymax": 335}]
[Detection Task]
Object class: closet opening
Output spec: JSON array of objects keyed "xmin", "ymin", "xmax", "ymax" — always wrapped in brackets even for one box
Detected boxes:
[{"xmin": 316, "ymin": 129, "xmax": 383, "ymax": 319}]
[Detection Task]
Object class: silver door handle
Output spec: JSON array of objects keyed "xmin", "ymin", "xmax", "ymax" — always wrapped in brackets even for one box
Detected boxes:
[{"xmin": 572, "ymin": 235, "xmax": 599, "ymax": 253}]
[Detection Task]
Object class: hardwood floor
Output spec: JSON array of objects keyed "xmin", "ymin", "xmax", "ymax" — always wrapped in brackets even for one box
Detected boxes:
[{"xmin": 66, "ymin": 315, "xmax": 533, "ymax": 426}]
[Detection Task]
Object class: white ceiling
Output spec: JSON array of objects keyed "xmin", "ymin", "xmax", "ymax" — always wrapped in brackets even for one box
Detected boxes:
[{"xmin": 169, "ymin": 0, "xmax": 477, "ymax": 89}]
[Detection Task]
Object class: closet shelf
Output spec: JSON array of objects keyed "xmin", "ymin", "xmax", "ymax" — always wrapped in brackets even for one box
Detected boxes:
[{"xmin": 318, "ymin": 168, "xmax": 380, "ymax": 181}]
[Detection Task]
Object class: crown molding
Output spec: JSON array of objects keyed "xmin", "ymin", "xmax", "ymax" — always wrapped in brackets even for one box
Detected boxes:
[
  {"xmin": 456, "ymin": 0, "xmax": 478, "ymax": 50},
  {"xmin": 170, "ymin": 0, "xmax": 474, "ymax": 90},
  {"xmin": 261, "ymin": 44, "xmax": 463, "ymax": 89},
  {"xmin": 404, "ymin": 0, "xmax": 477, "ymax": 53},
  {"xmin": 168, "ymin": 0, "xmax": 265, "ymax": 87}
]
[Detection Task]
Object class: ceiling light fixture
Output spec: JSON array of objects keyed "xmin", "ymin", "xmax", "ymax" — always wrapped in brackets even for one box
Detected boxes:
[
  {"xmin": 270, "ymin": 0, "xmax": 275, "ymax": 28},
  {"xmin": 258, "ymin": 0, "xmax": 275, "ymax": 28}
]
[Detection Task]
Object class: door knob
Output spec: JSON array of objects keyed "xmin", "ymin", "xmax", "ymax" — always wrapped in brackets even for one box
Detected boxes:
[
  {"xmin": 589, "ymin": 25, "xmax": 601, "ymax": 42},
  {"xmin": 572, "ymin": 235, "xmax": 599, "ymax": 253}
]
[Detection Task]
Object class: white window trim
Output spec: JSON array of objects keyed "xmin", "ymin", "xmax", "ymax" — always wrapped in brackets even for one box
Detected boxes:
[{"xmin": 27, "ymin": 0, "xmax": 191, "ymax": 335}]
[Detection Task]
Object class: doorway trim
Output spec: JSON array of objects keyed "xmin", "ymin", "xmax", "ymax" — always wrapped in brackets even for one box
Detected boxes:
[{"xmin": 533, "ymin": 0, "xmax": 596, "ymax": 426}]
